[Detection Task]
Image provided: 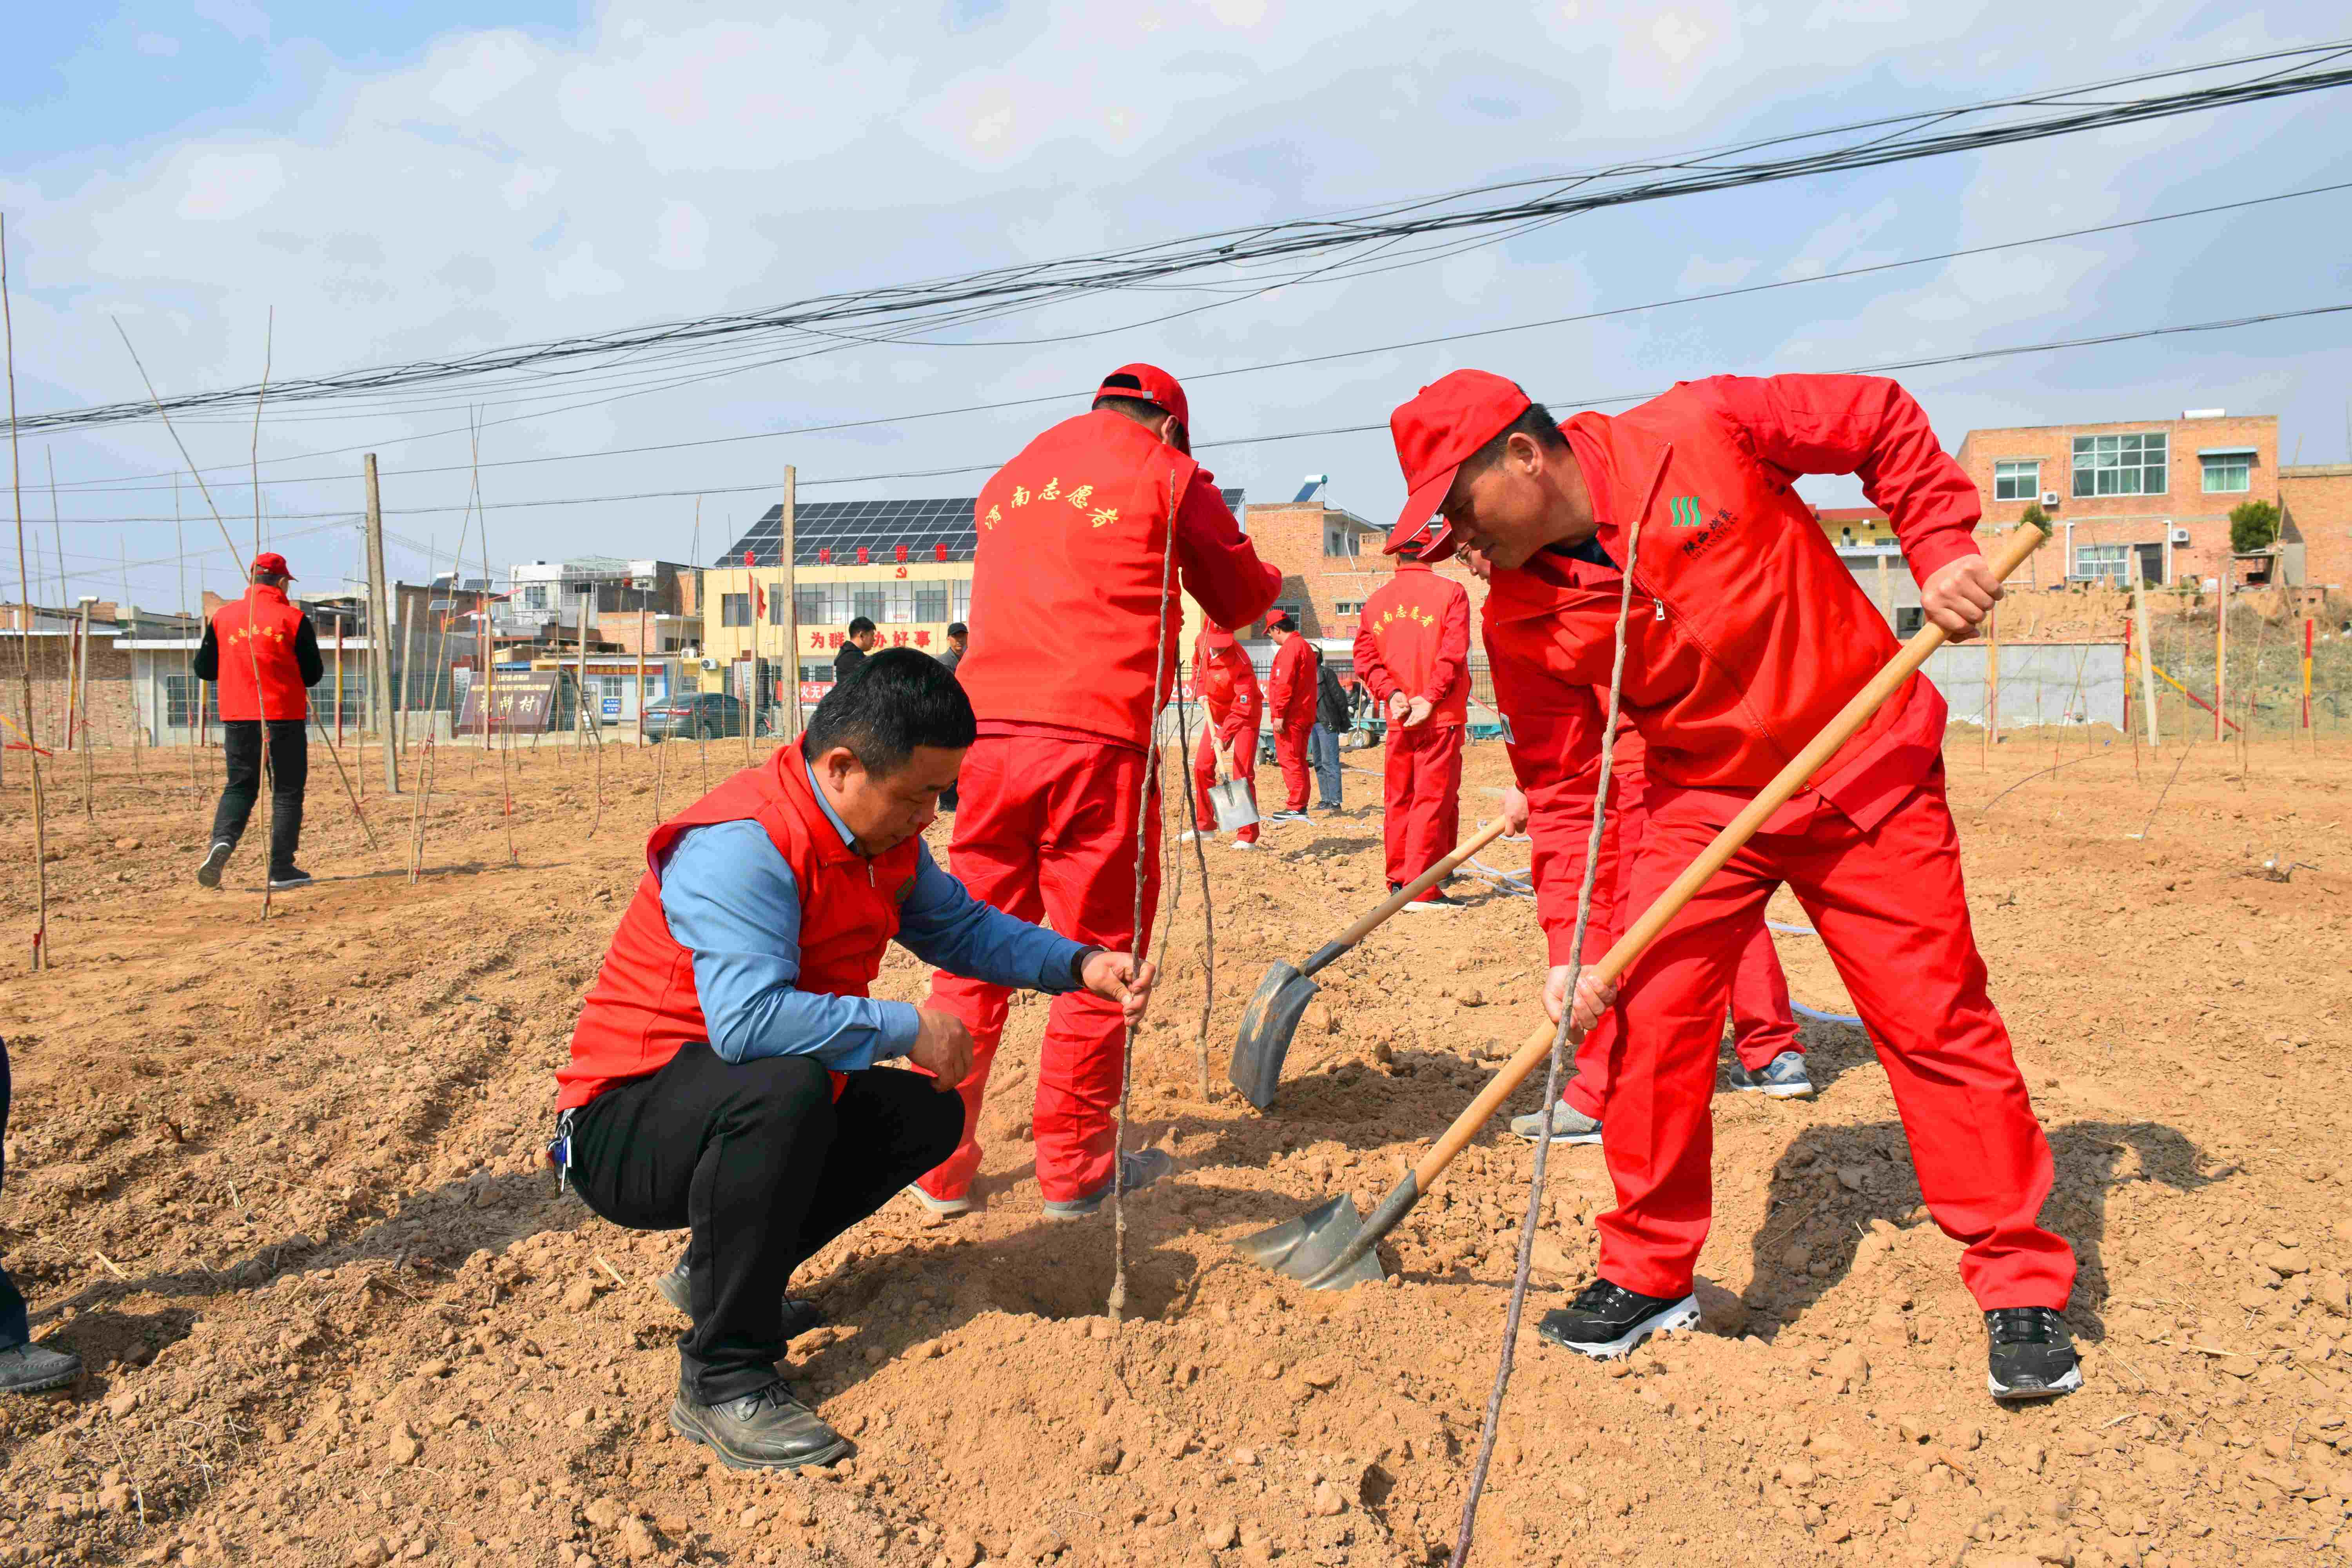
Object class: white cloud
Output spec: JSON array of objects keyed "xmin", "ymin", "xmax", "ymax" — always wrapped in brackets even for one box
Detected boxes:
[
  {"xmin": 427, "ymin": 33, "xmax": 542, "ymax": 118},
  {"xmin": 545, "ymin": 243, "xmax": 625, "ymax": 299},
  {"xmin": 174, "ymin": 151, "xmax": 285, "ymax": 221},
  {"xmin": 1678, "ymin": 255, "xmax": 1757, "ymax": 291},
  {"xmin": 653, "ymin": 200, "xmax": 709, "ymax": 272},
  {"xmin": 136, "ymin": 34, "xmax": 181, "ymax": 58}
]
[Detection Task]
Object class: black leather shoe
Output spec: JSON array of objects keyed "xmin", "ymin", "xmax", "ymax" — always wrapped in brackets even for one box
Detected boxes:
[
  {"xmin": 668, "ymin": 1382, "xmax": 850, "ymax": 1471},
  {"xmin": 652, "ymin": 1259, "xmax": 826, "ymax": 1341},
  {"xmin": 0, "ymin": 1341, "xmax": 83, "ymax": 1394},
  {"xmin": 1986, "ymin": 1307, "xmax": 2082, "ymax": 1401}
]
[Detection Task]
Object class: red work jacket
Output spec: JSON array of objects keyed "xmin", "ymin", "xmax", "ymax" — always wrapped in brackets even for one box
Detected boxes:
[
  {"xmin": 211, "ymin": 583, "xmax": 310, "ymax": 722},
  {"xmin": 1483, "ymin": 374, "xmax": 1976, "ymax": 841},
  {"xmin": 1191, "ymin": 631, "xmax": 1262, "ymax": 751},
  {"xmin": 556, "ymin": 747, "xmax": 920, "ymax": 1111},
  {"xmin": 956, "ymin": 410, "xmax": 1279, "ymax": 749},
  {"xmin": 1265, "ymin": 635, "xmax": 1318, "ymax": 733},
  {"xmin": 1352, "ymin": 563, "xmax": 1470, "ymax": 726}
]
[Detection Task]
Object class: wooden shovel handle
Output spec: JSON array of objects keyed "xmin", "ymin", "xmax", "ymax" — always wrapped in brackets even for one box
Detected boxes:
[
  {"xmin": 1407, "ymin": 522, "xmax": 2048, "ymax": 1191},
  {"xmin": 1327, "ymin": 816, "xmax": 1513, "ymax": 949}
]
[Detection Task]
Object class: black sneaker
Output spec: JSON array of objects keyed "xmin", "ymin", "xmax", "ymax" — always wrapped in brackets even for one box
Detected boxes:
[
  {"xmin": 668, "ymin": 1381, "xmax": 850, "ymax": 1471},
  {"xmin": 0, "ymin": 1341, "xmax": 82, "ymax": 1394},
  {"xmin": 1536, "ymin": 1278, "xmax": 1700, "ymax": 1360},
  {"xmin": 267, "ymin": 866, "xmax": 315, "ymax": 891},
  {"xmin": 653, "ymin": 1259, "xmax": 826, "ymax": 1341},
  {"xmin": 196, "ymin": 841, "xmax": 232, "ymax": 889},
  {"xmin": 1985, "ymin": 1307, "xmax": 2082, "ymax": 1401}
]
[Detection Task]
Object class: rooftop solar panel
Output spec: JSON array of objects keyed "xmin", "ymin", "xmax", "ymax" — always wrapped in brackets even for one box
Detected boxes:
[{"xmin": 717, "ymin": 483, "xmax": 1242, "ymax": 567}]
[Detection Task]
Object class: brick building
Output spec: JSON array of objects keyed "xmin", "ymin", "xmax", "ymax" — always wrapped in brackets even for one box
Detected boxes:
[
  {"xmin": 1952, "ymin": 410, "xmax": 2283, "ymax": 591},
  {"xmin": 2280, "ymin": 463, "xmax": 2352, "ymax": 593}
]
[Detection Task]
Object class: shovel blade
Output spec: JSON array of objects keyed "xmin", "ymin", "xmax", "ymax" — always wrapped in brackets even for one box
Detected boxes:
[
  {"xmin": 1209, "ymin": 778, "xmax": 1259, "ymax": 832},
  {"xmin": 1229, "ymin": 963, "xmax": 1316, "ymax": 1111},
  {"xmin": 1233, "ymin": 1194, "xmax": 1390, "ymax": 1290}
]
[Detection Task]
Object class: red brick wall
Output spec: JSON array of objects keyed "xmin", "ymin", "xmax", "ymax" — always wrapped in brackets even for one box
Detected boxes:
[
  {"xmin": 1953, "ymin": 414, "xmax": 2278, "ymax": 591},
  {"xmin": 2281, "ymin": 465, "xmax": 2352, "ymax": 590}
]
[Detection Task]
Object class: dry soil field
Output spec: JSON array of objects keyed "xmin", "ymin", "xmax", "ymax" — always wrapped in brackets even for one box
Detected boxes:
[{"xmin": 0, "ymin": 723, "xmax": 2347, "ymax": 1568}]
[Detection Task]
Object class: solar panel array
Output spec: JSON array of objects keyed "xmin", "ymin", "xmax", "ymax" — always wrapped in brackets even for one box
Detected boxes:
[{"xmin": 716, "ymin": 487, "xmax": 1245, "ymax": 567}]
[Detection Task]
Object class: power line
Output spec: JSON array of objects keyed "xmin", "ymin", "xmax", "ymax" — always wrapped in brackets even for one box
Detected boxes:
[
  {"xmin": 13, "ymin": 38, "xmax": 2350, "ymax": 437},
  {"xmin": 45, "ymin": 300, "xmax": 2352, "ymax": 529},
  {"xmin": 41, "ymin": 177, "xmax": 2352, "ymax": 499}
]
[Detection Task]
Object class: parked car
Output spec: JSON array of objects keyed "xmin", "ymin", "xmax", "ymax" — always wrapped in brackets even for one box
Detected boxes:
[{"xmin": 642, "ymin": 691, "xmax": 749, "ymax": 741}]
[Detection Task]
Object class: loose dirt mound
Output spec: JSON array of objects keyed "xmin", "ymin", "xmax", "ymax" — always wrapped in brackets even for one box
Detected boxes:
[{"xmin": 1, "ymin": 730, "xmax": 2348, "ymax": 1568}]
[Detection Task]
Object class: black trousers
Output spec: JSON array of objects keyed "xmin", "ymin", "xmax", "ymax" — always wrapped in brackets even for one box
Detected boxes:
[
  {"xmin": 567, "ymin": 1046, "xmax": 960, "ymax": 1404},
  {"xmin": 211, "ymin": 719, "xmax": 309, "ymax": 872},
  {"xmin": 0, "ymin": 1038, "xmax": 24, "ymax": 1347}
]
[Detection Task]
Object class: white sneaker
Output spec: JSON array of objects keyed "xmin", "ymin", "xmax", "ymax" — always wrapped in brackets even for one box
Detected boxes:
[
  {"xmin": 1228, "ymin": 839, "xmax": 1260, "ymax": 852},
  {"xmin": 903, "ymin": 1183, "xmax": 971, "ymax": 1217},
  {"xmin": 1177, "ymin": 829, "xmax": 1207, "ymax": 844}
]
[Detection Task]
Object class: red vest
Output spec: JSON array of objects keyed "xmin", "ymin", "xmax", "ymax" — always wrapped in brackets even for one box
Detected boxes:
[
  {"xmin": 1265, "ymin": 635, "xmax": 1318, "ymax": 732},
  {"xmin": 211, "ymin": 584, "xmax": 309, "ymax": 721},
  {"xmin": 1484, "ymin": 385, "xmax": 1942, "ymax": 802},
  {"xmin": 1354, "ymin": 563, "xmax": 1470, "ymax": 726},
  {"xmin": 555, "ymin": 748, "xmax": 922, "ymax": 1111},
  {"xmin": 956, "ymin": 410, "xmax": 1203, "ymax": 746}
]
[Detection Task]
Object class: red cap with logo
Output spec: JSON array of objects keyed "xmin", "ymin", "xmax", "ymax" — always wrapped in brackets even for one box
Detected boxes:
[
  {"xmin": 1199, "ymin": 622, "xmax": 1238, "ymax": 651},
  {"xmin": 1383, "ymin": 370, "xmax": 1535, "ymax": 563},
  {"xmin": 1094, "ymin": 363, "xmax": 1190, "ymax": 436},
  {"xmin": 250, "ymin": 551, "xmax": 294, "ymax": 580}
]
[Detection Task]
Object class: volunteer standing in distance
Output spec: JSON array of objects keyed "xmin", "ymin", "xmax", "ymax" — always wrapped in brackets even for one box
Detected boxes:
[{"xmin": 193, "ymin": 551, "xmax": 323, "ymax": 892}]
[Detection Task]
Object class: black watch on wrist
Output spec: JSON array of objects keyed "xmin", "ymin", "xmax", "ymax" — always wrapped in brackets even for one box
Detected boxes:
[{"xmin": 1071, "ymin": 945, "xmax": 1106, "ymax": 988}]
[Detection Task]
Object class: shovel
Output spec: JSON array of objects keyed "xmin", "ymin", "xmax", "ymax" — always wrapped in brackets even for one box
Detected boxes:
[
  {"xmin": 1229, "ymin": 816, "xmax": 1511, "ymax": 1110},
  {"xmin": 1209, "ymin": 777, "xmax": 1259, "ymax": 833},
  {"xmin": 1237, "ymin": 520, "xmax": 2049, "ymax": 1289}
]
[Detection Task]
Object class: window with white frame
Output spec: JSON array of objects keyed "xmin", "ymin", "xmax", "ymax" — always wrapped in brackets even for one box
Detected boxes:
[
  {"xmin": 2073, "ymin": 543, "xmax": 2131, "ymax": 583},
  {"xmin": 163, "ymin": 674, "xmax": 218, "ymax": 729},
  {"xmin": 720, "ymin": 593, "xmax": 751, "ymax": 628},
  {"xmin": 1993, "ymin": 459, "xmax": 2041, "ymax": 501},
  {"xmin": 2072, "ymin": 433, "xmax": 2168, "ymax": 498},
  {"xmin": 952, "ymin": 578, "xmax": 973, "ymax": 623},
  {"xmin": 2201, "ymin": 450, "xmax": 2253, "ymax": 494},
  {"xmin": 519, "ymin": 584, "xmax": 549, "ymax": 610},
  {"xmin": 1333, "ymin": 600, "xmax": 1364, "ymax": 617}
]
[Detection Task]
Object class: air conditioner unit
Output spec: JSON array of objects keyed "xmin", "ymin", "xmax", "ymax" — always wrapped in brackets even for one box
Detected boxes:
[
  {"xmin": 699, "ymin": 657, "xmax": 720, "ymax": 671},
  {"xmin": 2040, "ymin": 490, "xmax": 2062, "ymax": 508},
  {"xmin": 2168, "ymin": 528, "xmax": 2191, "ymax": 546}
]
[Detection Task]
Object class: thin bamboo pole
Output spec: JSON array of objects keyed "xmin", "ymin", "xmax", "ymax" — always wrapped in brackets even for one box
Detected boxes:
[
  {"xmin": 74, "ymin": 596, "xmax": 93, "ymax": 823},
  {"xmin": 177, "ymin": 477, "xmax": 199, "ymax": 811},
  {"xmin": 2, "ymin": 214, "xmax": 49, "ymax": 969},
  {"xmin": 2133, "ymin": 579, "xmax": 2159, "ymax": 748},
  {"xmin": 2215, "ymin": 566, "xmax": 2228, "ymax": 742},
  {"xmin": 120, "ymin": 539, "xmax": 142, "ymax": 786},
  {"xmin": 636, "ymin": 606, "xmax": 647, "ymax": 747}
]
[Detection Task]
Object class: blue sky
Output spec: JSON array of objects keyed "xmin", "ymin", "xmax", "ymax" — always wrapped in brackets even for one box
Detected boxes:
[{"xmin": 4, "ymin": 2, "xmax": 2349, "ymax": 606}]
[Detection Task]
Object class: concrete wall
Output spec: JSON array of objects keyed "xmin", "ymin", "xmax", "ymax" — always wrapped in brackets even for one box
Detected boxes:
[{"xmin": 1923, "ymin": 642, "xmax": 2126, "ymax": 731}]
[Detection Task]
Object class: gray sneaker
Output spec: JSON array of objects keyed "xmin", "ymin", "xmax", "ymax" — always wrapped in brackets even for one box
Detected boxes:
[
  {"xmin": 1737, "ymin": 1051, "xmax": 1815, "ymax": 1100},
  {"xmin": 1510, "ymin": 1102, "xmax": 1602, "ymax": 1145},
  {"xmin": 903, "ymin": 1183, "xmax": 972, "ymax": 1218},
  {"xmin": 0, "ymin": 1341, "xmax": 82, "ymax": 1394},
  {"xmin": 196, "ymin": 840, "xmax": 232, "ymax": 889},
  {"xmin": 1042, "ymin": 1149, "xmax": 1175, "ymax": 1221}
]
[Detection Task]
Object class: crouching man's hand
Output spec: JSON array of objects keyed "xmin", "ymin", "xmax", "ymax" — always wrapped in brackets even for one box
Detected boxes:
[
  {"xmin": 907, "ymin": 1009, "xmax": 975, "ymax": 1089},
  {"xmin": 1083, "ymin": 951, "xmax": 1158, "ymax": 1025},
  {"xmin": 1543, "ymin": 964, "xmax": 1618, "ymax": 1033}
]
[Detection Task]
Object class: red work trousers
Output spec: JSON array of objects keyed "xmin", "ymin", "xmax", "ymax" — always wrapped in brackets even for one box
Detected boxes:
[
  {"xmin": 1591, "ymin": 768, "xmax": 2075, "ymax": 1311},
  {"xmin": 1381, "ymin": 721, "xmax": 1464, "ymax": 896},
  {"xmin": 919, "ymin": 734, "xmax": 1161, "ymax": 1206},
  {"xmin": 1563, "ymin": 778, "xmax": 1798, "ymax": 1119},
  {"xmin": 1192, "ymin": 721, "xmax": 1261, "ymax": 844},
  {"xmin": 1271, "ymin": 716, "xmax": 1313, "ymax": 812}
]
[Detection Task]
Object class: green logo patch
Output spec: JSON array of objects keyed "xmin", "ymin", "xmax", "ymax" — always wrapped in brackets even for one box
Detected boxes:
[{"xmin": 1668, "ymin": 495, "xmax": 1706, "ymax": 527}]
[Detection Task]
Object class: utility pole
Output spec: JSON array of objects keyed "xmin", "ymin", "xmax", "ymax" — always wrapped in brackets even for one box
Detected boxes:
[
  {"xmin": 779, "ymin": 465, "xmax": 800, "ymax": 743},
  {"xmin": 577, "ymin": 587, "xmax": 593, "ymax": 748},
  {"xmin": 363, "ymin": 454, "xmax": 399, "ymax": 793}
]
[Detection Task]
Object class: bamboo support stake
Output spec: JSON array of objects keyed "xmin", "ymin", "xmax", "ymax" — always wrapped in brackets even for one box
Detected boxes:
[
  {"xmin": 363, "ymin": 454, "xmax": 397, "ymax": 795},
  {"xmin": 2, "ymin": 214, "xmax": 49, "ymax": 970},
  {"xmin": 779, "ymin": 465, "xmax": 800, "ymax": 745},
  {"xmin": 334, "ymin": 621, "xmax": 345, "ymax": 748},
  {"xmin": 176, "ymin": 477, "xmax": 199, "ymax": 811},
  {"xmin": 2215, "ymin": 566, "xmax": 2228, "ymax": 743},
  {"xmin": 2133, "ymin": 579, "xmax": 2159, "ymax": 749},
  {"xmin": 576, "ymin": 586, "xmax": 591, "ymax": 753},
  {"xmin": 1984, "ymin": 601, "xmax": 2000, "ymax": 762},
  {"xmin": 635, "ymin": 606, "xmax": 647, "ymax": 747}
]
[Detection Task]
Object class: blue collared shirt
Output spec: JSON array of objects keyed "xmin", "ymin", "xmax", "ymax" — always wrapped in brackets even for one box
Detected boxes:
[{"xmin": 656, "ymin": 759, "xmax": 1088, "ymax": 1072}]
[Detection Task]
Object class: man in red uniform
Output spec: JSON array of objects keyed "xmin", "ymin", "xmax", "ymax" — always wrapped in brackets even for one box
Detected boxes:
[
  {"xmin": 1351, "ymin": 555, "xmax": 1471, "ymax": 909},
  {"xmin": 192, "ymin": 552, "xmax": 324, "ymax": 891},
  {"xmin": 1183, "ymin": 622, "xmax": 1265, "ymax": 851},
  {"xmin": 1387, "ymin": 370, "xmax": 2080, "ymax": 1403},
  {"xmin": 918, "ymin": 365, "xmax": 1279, "ymax": 1217},
  {"xmin": 554, "ymin": 653, "xmax": 1155, "ymax": 1468},
  {"xmin": 1261, "ymin": 615, "xmax": 1318, "ymax": 825}
]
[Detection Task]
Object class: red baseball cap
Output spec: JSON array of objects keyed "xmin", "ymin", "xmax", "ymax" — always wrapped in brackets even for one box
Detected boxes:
[
  {"xmin": 250, "ymin": 551, "xmax": 294, "ymax": 579},
  {"xmin": 1200, "ymin": 622, "xmax": 1238, "ymax": 650},
  {"xmin": 1383, "ymin": 370, "xmax": 1534, "ymax": 562},
  {"xmin": 1094, "ymin": 363, "xmax": 1190, "ymax": 435}
]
